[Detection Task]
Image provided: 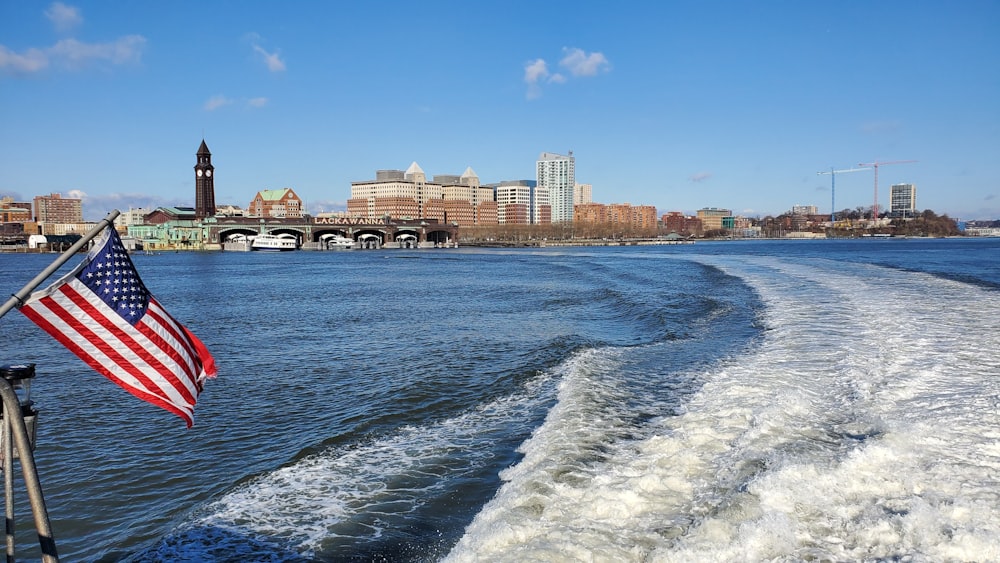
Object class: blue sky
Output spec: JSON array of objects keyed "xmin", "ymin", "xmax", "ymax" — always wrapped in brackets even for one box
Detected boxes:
[{"xmin": 2, "ymin": 1, "xmax": 998, "ymax": 221}]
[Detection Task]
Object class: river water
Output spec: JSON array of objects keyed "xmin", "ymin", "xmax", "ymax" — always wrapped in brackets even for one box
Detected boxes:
[{"xmin": 1, "ymin": 237, "xmax": 998, "ymax": 561}]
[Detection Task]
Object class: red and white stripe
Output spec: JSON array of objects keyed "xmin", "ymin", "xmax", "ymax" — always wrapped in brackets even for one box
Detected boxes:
[{"xmin": 20, "ymin": 277, "xmax": 216, "ymax": 427}]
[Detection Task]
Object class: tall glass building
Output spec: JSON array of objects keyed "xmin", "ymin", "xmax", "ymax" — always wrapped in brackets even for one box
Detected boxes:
[{"xmin": 537, "ymin": 152, "xmax": 576, "ymax": 223}]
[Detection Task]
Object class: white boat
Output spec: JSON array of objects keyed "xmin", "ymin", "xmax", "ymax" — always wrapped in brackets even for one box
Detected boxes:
[
  {"xmin": 326, "ymin": 235, "xmax": 355, "ymax": 250},
  {"xmin": 251, "ymin": 234, "xmax": 297, "ymax": 251}
]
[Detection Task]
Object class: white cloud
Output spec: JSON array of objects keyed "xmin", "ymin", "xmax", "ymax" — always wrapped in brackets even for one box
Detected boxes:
[
  {"xmin": 204, "ymin": 95, "xmax": 233, "ymax": 111},
  {"xmin": 49, "ymin": 35, "xmax": 146, "ymax": 67},
  {"xmin": 523, "ymin": 47, "xmax": 610, "ymax": 99},
  {"xmin": 66, "ymin": 189, "xmax": 88, "ymax": 199},
  {"xmin": 559, "ymin": 47, "xmax": 611, "ymax": 76},
  {"xmin": 45, "ymin": 2, "xmax": 83, "ymax": 33},
  {"xmin": 524, "ymin": 58, "xmax": 549, "ymax": 84},
  {"xmin": 1, "ymin": 35, "xmax": 146, "ymax": 75},
  {"xmin": 247, "ymin": 97, "xmax": 269, "ymax": 108},
  {"xmin": 253, "ymin": 44, "xmax": 286, "ymax": 72},
  {"xmin": 524, "ymin": 58, "xmax": 549, "ymax": 99},
  {"xmin": 0, "ymin": 45, "xmax": 49, "ymax": 74},
  {"xmin": 1, "ymin": 3, "xmax": 144, "ymax": 76},
  {"xmin": 689, "ymin": 172, "xmax": 713, "ymax": 183}
]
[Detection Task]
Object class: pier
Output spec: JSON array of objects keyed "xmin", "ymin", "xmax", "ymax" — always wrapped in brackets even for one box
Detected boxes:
[{"xmin": 204, "ymin": 216, "xmax": 459, "ymax": 251}]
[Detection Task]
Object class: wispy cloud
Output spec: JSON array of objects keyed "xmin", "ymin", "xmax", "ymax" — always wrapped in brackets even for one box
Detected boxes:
[
  {"xmin": 205, "ymin": 96, "xmax": 269, "ymax": 111},
  {"xmin": 0, "ymin": 36, "xmax": 146, "ymax": 75},
  {"xmin": 252, "ymin": 44, "xmax": 285, "ymax": 72},
  {"xmin": 523, "ymin": 47, "xmax": 609, "ymax": 99},
  {"xmin": 689, "ymin": 172, "xmax": 713, "ymax": 183},
  {"xmin": 524, "ymin": 59, "xmax": 549, "ymax": 84},
  {"xmin": 49, "ymin": 35, "xmax": 146, "ymax": 67},
  {"xmin": 45, "ymin": 2, "xmax": 83, "ymax": 33},
  {"xmin": 559, "ymin": 47, "xmax": 611, "ymax": 77},
  {"xmin": 0, "ymin": 4, "xmax": 145, "ymax": 76},
  {"xmin": 204, "ymin": 95, "xmax": 233, "ymax": 111},
  {"xmin": 0, "ymin": 46, "xmax": 49, "ymax": 74},
  {"xmin": 524, "ymin": 59, "xmax": 554, "ymax": 99}
]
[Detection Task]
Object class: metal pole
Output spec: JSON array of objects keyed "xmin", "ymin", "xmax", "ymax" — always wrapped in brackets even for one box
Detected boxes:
[
  {"xmin": 4, "ymin": 414, "xmax": 14, "ymax": 563},
  {"xmin": 0, "ymin": 210, "xmax": 120, "ymax": 322},
  {"xmin": 0, "ymin": 380, "xmax": 57, "ymax": 562}
]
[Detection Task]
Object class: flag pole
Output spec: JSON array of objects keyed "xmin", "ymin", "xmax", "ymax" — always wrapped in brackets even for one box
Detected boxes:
[{"xmin": 0, "ymin": 210, "xmax": 121, "ymax": 322}]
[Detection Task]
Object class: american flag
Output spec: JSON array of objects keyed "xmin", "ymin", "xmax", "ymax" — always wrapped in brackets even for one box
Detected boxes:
[{"xmin": 19, "ymin": 226, "xmax": 217, "ymax": 427}]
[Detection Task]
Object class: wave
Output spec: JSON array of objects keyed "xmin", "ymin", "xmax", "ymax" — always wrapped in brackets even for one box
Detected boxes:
[
  {"xmin": 445, "ymin": 256, "xmax": 1000, "ymax": 562},
  {"xmin": 128, "ymin": 367, "xmax": 561, "ymax": 561}
]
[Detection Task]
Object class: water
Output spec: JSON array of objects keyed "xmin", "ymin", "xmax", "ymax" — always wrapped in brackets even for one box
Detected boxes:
[{"xmin": 1, "ymin": 238, "xmax": 998, "ymax": 561}]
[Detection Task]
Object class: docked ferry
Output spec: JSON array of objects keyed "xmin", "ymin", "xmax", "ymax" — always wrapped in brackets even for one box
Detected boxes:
[
  {"xmin": 251, "ymin": 234, "xmax": 298, "ymax": 251},
  {"xmin": 326, "ymin": 235, "xmax": 356, "ymax": 250}
]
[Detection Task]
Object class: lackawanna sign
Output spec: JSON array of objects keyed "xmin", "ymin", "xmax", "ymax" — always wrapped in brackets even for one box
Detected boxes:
[
  {"xmin": 313, "ymin": 217, "xmax": 380, "ymax": 225},
  {"xmin": 313, "ymin": 217, "xmax": 445, "ymax": 227}
]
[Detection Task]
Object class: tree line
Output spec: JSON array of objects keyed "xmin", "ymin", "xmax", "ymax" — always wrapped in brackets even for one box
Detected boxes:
[{"xmin": 457, "ymin": 208, "xmax": 962, "ymax": 242}]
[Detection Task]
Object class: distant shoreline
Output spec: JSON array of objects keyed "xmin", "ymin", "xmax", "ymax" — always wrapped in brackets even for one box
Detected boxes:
[{"xmin": 2, "ymin": 234, "xmax": 990, "ymax": 254}]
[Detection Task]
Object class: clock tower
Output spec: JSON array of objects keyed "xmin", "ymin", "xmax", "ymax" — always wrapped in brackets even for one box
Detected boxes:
[{"xmin": 194, "ymin": 139, "xmax": 216, "ymax": 220}]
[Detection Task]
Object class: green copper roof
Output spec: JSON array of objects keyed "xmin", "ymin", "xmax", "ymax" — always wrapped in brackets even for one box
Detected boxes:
[{"xmin": 257, "ymin": 188, "xmax": 293, "ymax": 201}]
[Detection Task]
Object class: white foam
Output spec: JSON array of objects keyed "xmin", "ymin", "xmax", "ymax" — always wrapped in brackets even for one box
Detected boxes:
[
  {"xmin": 447, "ymin": 256, "xmax": 1000, "ymax": 561},
  {"xmin": 148, "ymin": 370, "xmax": 559, "ymax": 559}
]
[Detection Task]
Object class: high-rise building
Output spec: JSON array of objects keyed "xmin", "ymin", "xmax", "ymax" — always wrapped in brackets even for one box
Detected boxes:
[
  {"xmin": 537, "ymin": 152, "xmax": 575, "ymax": 223},
  {"xmin": 889, "ymin": 183, "xmax": 917, "ymax": 216},
  {"xmin": 574, "ymin": 183, "xmax": 593, "ymax": 205},
  {"xmin": 194, "ymin": 139, "xmax": 217, "ymax": 219},
  {"xmin": 33, "ymin": 193, "xmax": 83, "ymax": 224}
]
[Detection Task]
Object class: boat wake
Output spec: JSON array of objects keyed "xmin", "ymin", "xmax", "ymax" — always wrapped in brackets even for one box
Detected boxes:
[{"xmin": 445, "ymin": 255, "xmax": 1000, "ymax": 562}]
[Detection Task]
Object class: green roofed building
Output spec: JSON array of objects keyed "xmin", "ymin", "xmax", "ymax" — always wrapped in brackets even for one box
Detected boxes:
[{"xmin": 249, "ymin": 188, "xmax": 303, "ymax": 219}]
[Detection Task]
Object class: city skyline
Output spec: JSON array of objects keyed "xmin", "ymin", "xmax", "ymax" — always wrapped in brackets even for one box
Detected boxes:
[{"xmin": 1, "ymin": 2, "xmax": 998, "ymax": 222}]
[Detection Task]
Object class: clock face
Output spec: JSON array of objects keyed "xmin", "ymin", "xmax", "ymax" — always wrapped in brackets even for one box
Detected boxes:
[
  {"xmin": 206, "ymin": 170, "xmax": 212, "ymax": 177},
  {"xmin": 197, "ymin": 169, "xmax": 203, "ymax": 177}
]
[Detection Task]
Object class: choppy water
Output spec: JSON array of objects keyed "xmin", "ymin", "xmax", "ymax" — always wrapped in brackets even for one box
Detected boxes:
[{"xmin": 1, "ymin": 237, "xmax": 998, "ymax": 561}]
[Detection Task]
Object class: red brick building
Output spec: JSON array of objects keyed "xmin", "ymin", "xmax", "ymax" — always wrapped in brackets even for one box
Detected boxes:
[
  {"xmin": 33, "ymin": 193, "xmax": 83, "ymax": 224},
  {"xmin": 248, "ymin": 188, "xmax": 303, "ymax": 219}
]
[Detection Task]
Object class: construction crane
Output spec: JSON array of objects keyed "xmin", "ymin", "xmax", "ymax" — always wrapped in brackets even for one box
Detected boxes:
[
  {"xmin": 817, "ymin": 167, "xmax": 869, "ymax": 223},
  {"xmin": 857, "ymin": 159, "xmax": 917, "ymax": 220}
]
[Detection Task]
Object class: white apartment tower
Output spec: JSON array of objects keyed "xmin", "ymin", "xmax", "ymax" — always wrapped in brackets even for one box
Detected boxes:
[
  {"xmin": 574, "ymin": 183, "xmax": 593, "ymax": 205},
  {"xmin": 537, "ymin": 151, "xmax": 575, "ymax": 223}
]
